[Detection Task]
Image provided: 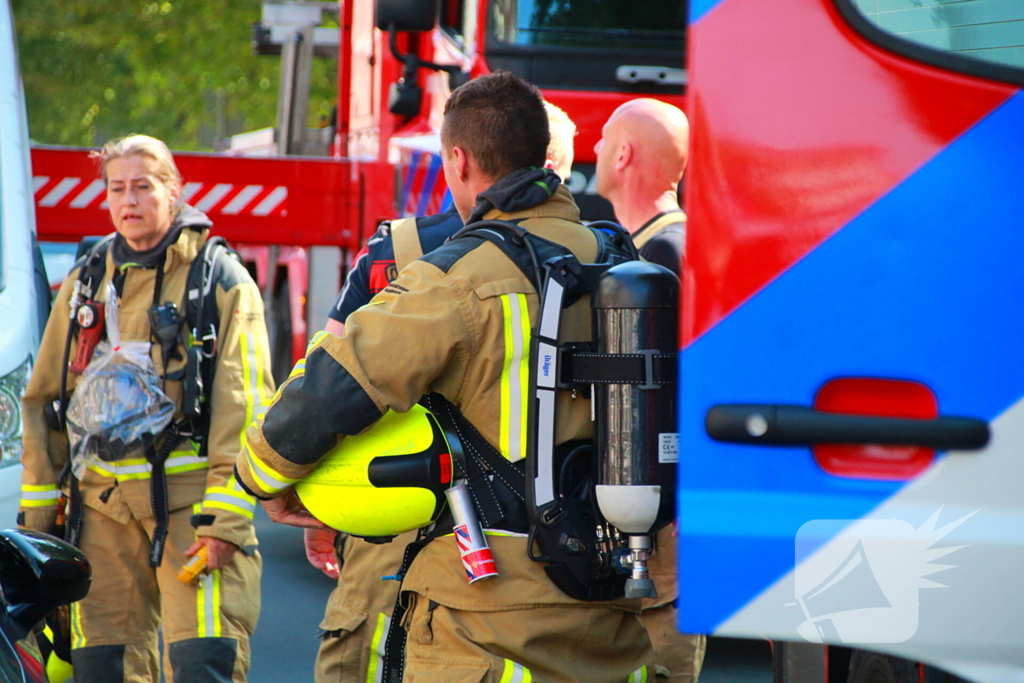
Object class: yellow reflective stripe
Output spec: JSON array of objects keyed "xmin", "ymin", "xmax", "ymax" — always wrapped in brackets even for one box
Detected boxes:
[
  {"xmin": 20, "ymin": 485, "xmax": 60, "ymax": 507},
  {"xmin": 166, "ymin": 453, "xmax": 207, "ymax": 468},
  {"xmin": 70, "ymin": 602, "xmax": 86, "ymax": 649},
  {"xmin": 240, "ymin": 332, "xmax": 270, "ymax": 451},
  {"xmin": 499, "ymin": 294, "xmax": 530, "ymax": 463},
  {"xmin": 244, "ymin": 442, "xmax": 299, "ymax": 494},
  {"xmin": 500, "ymin": 659, "xmax": 532, "ymax": 683},
  {"xmin": 366, "ymin": 612, "xmax": 390, "ymax": 683},
  {"xmin": 84, "ymin": 453, "xmax": 208, "ymax": 480},
  {"xmin": 197, "ymin": 569, "xmax": 223, "ymax": 638},
  {"xmin": 287, "ymin": 359, "xmax": 306, "ymax": 381},
  {"xmin": 20, "ymin": 499, "xmax": 59, "ymax": 508},
  {"xmin": 626, "ymin": 666, "xmax": 649, "ymax": 683},
  {"xmin": 212, "ymin": 570, "xmax": 223, "ymax": 636},
  {"xmin": 169, "ymin": 441, "xmax": 200, "ymax": 457},
  {"xmin": 441, "ymin": 528, "xmax": 529, "ymax": 539},
  {"xmin": 307, "ymin": 330, "xmax": 329, "ymax": 353},
  {"xmin": 483, "ymin": 529, "xmax": 528, "ymax": 538}
]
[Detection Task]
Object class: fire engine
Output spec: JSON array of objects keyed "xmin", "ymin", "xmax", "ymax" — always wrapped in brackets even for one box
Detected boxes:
[{"xmin": 30, "ymin": 0, "xmax": 683, "ymax": 383}]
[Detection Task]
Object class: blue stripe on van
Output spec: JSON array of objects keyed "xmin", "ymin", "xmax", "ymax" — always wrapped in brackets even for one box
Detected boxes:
[{"xmin": 677, "ymin": 90, "xmax": 1024, "ymax": 632}]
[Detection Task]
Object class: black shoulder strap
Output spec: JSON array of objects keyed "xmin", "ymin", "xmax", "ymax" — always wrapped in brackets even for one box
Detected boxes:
[
  {"xmin": 185, "ymin": 236, "xmax": 235, "ymax": 344},
  {"xmin": 455, "ymin": 219, "xmax": 636, "ymax": 303},
  {"xmin": 182, "ymin": 236, "xmax": 240, "ymax": 453},
  {"xmin": 75, "ymin": 234, "xmax": 116, "ymax": 298}
]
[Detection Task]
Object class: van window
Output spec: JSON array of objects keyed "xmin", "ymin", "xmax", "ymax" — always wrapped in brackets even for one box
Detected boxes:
[{"xmin": 842, "ymin": 0, "xmax": 1024, "ymax": 83}]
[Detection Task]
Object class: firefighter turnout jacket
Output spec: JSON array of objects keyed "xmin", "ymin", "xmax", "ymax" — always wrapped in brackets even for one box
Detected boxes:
[
  {"xmin": 21, "ymin": 212, "xmax": 272, "ymax": 543},
  {"xmin": 19, "ymin": 207, "xmax": 272, "ymax": 681},
  {"xmin": 238, "ymin": 173, "xmax": 654, "ymax": 682}
]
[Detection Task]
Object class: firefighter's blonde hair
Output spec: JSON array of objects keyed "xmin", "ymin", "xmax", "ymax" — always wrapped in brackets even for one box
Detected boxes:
[
  {"xmin": 544, "ymin": 102, "xmax": 577, "ymax": 181},
  {"xmin": 93, "ymin": 135, "xmax": 183, "ymax": 203}
]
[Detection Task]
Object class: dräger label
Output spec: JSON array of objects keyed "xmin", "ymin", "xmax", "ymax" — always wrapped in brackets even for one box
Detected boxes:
[{"xmin": 659, "ymin": 433, "xmax": 680, "ymax": 464}]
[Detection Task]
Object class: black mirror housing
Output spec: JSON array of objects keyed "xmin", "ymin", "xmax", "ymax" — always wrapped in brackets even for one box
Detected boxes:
[
  {"xmin": 375, "ymin": 0, "xmax": 438, "ymax": 32},
  {"xmin": 0, "ymin": 529, "xmax": 91, "ymax": 628},
  {"xmin": 389, "ymin": 79, "xmax": 424, "ymax": 117}
]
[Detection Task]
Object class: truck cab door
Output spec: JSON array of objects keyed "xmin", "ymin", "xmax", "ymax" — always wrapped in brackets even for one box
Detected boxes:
[{"xmin": 677, "ymin": 0, "xmax": 1024, "ymax": 680}]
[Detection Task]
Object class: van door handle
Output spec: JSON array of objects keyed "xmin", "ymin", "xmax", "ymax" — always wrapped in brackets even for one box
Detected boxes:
[{"xmin": 705, "ymin": 404, "xmax": 990, "ymax": 450}]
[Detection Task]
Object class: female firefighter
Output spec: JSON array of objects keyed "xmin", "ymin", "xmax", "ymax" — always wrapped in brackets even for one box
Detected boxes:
[{"xmin": 18, "ymin": 134, "xmax": 273, "ymax": 683}]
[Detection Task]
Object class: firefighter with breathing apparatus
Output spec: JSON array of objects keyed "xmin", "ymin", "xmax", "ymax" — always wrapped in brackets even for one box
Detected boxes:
[
  {"xmin": 237, "ymin": 73, "xmax": 679, "ymax": 682},
  {"xmin": 19, "ymin": 135, "xmax": 272, "ymax": 683},
  {"xmin": 307, "ymin": 102, "xmax": 585, "ymax": 683}
]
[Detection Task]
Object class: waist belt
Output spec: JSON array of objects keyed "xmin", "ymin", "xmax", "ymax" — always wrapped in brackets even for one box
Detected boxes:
[{"xmin": 421, "ymin": 393, "xmax": 529, "ymax": 533}]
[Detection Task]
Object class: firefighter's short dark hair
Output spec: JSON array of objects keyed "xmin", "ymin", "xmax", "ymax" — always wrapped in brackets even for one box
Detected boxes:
[{"xmin": 441, "ymin": 71, "xmax": 549, "ymax": 180}]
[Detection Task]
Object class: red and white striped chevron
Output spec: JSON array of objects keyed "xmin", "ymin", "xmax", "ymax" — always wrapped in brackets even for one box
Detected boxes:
[{"xmin": 32, "ymin": 176, "xmax": 288, "ymax": 218}]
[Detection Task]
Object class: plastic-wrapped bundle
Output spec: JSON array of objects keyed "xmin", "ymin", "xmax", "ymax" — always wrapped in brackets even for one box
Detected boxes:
[{"xmin": 66, "ymin": 282, "xmax": 174, "ymax": 477}]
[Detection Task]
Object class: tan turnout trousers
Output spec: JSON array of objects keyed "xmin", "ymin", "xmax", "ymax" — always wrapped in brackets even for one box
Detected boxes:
[
  {"xmin": 644, "ymin": 528, "xmax": 706, "ymax": 681},
  {"xmin": 315, "ymin": 532, "xmax": 415, "ymax": 683},
  {"xmin": 70, "ymin": 505, "xmax": 261, "ymax": 683}
]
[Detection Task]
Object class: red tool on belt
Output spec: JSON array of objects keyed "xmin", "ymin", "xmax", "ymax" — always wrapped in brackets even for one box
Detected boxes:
[{"xmin": 69, "ymin": 301, "xmax": 104, "ymax": 374}]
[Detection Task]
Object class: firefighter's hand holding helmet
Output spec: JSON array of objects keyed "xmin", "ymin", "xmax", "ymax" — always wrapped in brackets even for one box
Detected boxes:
[
  {"xmin": 262, "ymin": 489, "xmax": 328, "ymax": 529},
  {"xmin": 304, "ymin": 528, "xmax": 341, "ymax": 579}
]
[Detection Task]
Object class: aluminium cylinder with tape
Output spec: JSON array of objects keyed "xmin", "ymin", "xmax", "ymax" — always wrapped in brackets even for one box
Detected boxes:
[{"xmin": 591, "ymin": 260, "xmax": 679, "ymax": 536}]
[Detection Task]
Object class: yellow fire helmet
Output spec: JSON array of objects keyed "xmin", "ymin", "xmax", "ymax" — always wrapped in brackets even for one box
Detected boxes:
[{"xmin": 295, "ymin": 404, "xmax": 454, "ymax": 537}]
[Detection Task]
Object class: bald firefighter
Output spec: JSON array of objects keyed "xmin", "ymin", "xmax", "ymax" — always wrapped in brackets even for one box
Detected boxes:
[{"xmin": 595, "ymin": 98, "xmax": 704, "ymax": 682}]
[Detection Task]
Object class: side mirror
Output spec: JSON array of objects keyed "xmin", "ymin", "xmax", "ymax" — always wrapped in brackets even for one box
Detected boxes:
[
  {"xmin": 375, "ymin": 0, "xmax": 438, "ymax": 32},
  {"xmin": 0, "ymin": 529, "xmax": 92, "ymax": 629},
  {"xmin": 389, "ymin": 78, "xmax": 423, "ymax": 118}
]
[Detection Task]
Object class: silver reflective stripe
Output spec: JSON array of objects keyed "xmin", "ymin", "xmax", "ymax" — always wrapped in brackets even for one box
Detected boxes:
[
  {"xmin": 244, "ymin": 446, "xmax": 295, "ymax": 494},
  {"xmin": 114, "ymin": 462, "xmax": 151, "ymax": 475},
  {"xmin": 20, "ymin": 489, "xmax": 60, "ymax": 501},
  {"xmin": 166, "ymin": 455, "xmax": 206, "ymax": 469},
  {"xmin": 201, "ymin": 572, "xmax": 217, "ymax": 636},
  {"xmin": 539, "ymin": 278, "xmax": 563, "ymax": 339},
  {"xmin": 203, "ymin": 491, "xmax": 256, "ymax": 515},
  {"xmin": 533, "ymin": 390, "xmax": 557, "ymax": 506}
]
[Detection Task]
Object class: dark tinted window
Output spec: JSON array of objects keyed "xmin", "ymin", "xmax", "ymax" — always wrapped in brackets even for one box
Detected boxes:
[{"xmin": 492, "ymin": 0, "xmax": 686, "ymax": 51}]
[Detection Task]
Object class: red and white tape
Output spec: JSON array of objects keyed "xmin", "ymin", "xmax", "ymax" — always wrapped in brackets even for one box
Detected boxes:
[{"xmin": 33, "ymin": 177, "xmax": 288, "ymax": 217}]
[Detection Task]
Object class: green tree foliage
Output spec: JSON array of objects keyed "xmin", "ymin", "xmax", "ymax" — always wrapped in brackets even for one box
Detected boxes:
[{"xmin": 12, "ymin": 0, "xmax": 337, "ymax": 150}]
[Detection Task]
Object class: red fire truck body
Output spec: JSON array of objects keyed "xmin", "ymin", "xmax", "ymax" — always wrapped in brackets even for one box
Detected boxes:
[{"xmin": 31, "ymin": 0, "xmax": 684, "ymax": 374}]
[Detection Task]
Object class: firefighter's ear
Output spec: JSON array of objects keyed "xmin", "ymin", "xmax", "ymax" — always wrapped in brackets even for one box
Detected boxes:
[
  {"xmin": 451, "ymin": 146, "xmax": 471, "ymax": 183},
  {"xmin": 615, "ymin": 142, "xmax": 633, "ymax": 171},
  {"xmin": 167, "ymin": 179, "xmax": 181, "ymax": 208}
]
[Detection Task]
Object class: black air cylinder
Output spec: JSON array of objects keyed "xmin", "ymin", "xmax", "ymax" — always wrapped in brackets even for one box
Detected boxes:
[{"xmin": 592, "ymin": 260, "xmax": 679, "ymax": 533}]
